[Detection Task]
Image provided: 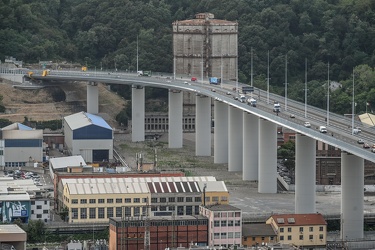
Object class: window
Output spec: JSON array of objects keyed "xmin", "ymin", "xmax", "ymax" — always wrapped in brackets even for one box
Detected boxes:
[
  {"xmin": 80, "ymin": 199, "xmax": 87, "ymax": 204},
  {"xmin": 89, "ymin": 208, "xmax": 96, "ymax": 219},
  {"xmin": 72, "ymin": 199, "xmax": 78, "ymax": 204},
  {"xmin": 299, "ymin": 227, "xmax": 303, "ymax": 232},
  {"xmin": 235, "ymin": 220, "xmax": 240, "ymax": 226},
  {"xmin": 288, "ymin": 235, "xmax": 292, "ymax": 240},
  {"xmin": 160, "ymin": 197, "xmax": 166, "ymax": 203},
  {"xmin": 280, "ymin": 228, "xmax": 284, "ymax": 233},
  {"xmin": 319, "ymin": 234, "xmax": 324, "ymax": 240},
  {"xmin": 177, "ymin": 206, "xmax": 184, "ymax": 215},
  {"xmin": 214, "ymin": 221, "xmax": 220, "ymax": 227},
  {"xmin": 125, "ymin": 207, "xmax": 131, "ymax": 217},
  {"xmin": 98, "ymin": 199, "xmax": 105, "ymax": 204},
  {"xmin": 125, "ymin": 198, "xmax": 131, "ymax": 203},
  {"xmin": 37, "ymin": 205, "xmax": 42, "ymax": 209},
  {"xmin": 31, "ymin": 210, "xmax": 34, "ymax": 214},
  {"xmin": 160, "ymin": 206, "xmax": 167, "ymax": 211},
  {"xmin": 288, "ymin": 227, "xmax": 292, "ymax": 232},
  {"xmin": 186, "ymin": 197, "xmax": 193, "ymax": 202},
  {"xmin": 309, "ymin": 227, "xmax": 313, "ymax": 232},
  {"xmin": 116, "ymin": 198, "xmax": 122, "ymax": 203},
  {"xmin": 134, "ymin": 198, "xmax": 140, "ymax": 203},
  {"xmin": 235, "ymin": 212, "xmax": 241, "ymax": 217},
  {"xmin": 228, "ymin": 220, "xmax": 234, "ymax": 227},
  {"xmin": 43, "ymin": 210, "xmax": 48, "ymax": 214},
  {"xmin": 37, "ymin": 214, "xmax": 42, "ymax": 218},
  {"xmin": 177, "ymin": 197, "xmax": 184, "ymax": 202},
  {"xmin": 309, "ymin": 235, "xmax": 313, "ymax": 240},
  {"xmin": 116, "ymin": 207, "xmax": 122, "ymax": 217},
  {"xmin": 214, "ymin": 233, "xmax": 220, "ymax": 239},
  {"xmin": 212, "ymin": 196, "xmax": 219, "ymax": 202},
  {"xmin": 186, "ymin": 206, "xmax": 192, "ymax": 215},
  {"xmin": 319, "ymin": 226, "xmax": 324, "ymax": 231},
  {"xmin": 107, "ymin": 199, "xmax": 113, "ymax": 204},
  {"xmin": 228, "ymin": 232, "xmax": 233, "ymax": 238},
  {"xmin": 80, "ymin": 208, "xmax": 87, "ymax": 219},
  {"xmin": 107, "ymin": 207, "xmax": 113, "ymax": 218},
  {"xmin": 89, "ymin": 199, "xmax": 96, "ymax": 204},
  {"xmin": 299, "ymin": 235, "xmax": 303, "ymax": 240},
  {"xmin": 44, "ymin": 201, "xmax": 47, "ymax": 205},
  {"xmin": 261, "ymin": 237, "xmax": 265, "ymax": 241},
  {"xmin": 221, "ymin": 196, "xmax": 228, "ymax": 201},
  {"xmin": 235, "ymin": 232, "xmax": 241, "ymax": 238},
  {"xmin": 142, "ymin": 198, "xmax": 148, "ymax": 203},
  {"xmin": 151, "ymin": 198, "xmax": 157, "ymax": 203},
  {"xmin": 280, "ymin": 236, "xmax": 284, "ymax": 241},
  {"xmin": 270, "ymin": 236, "xmax": 274, "ymax": 240},
  {"xmin": 72, "ymin": 208, "xmax": 78, "ymax": 219},
  {"xmin": 98, "ymin": 208, "xmax": 105, "ymax": 218},
  {"xmin": 221, "ymin": 220, "xmax": 227, "ymax": 227},
  {"xmin": 221, "ymin": 232, "xmax": 227, "ymax": 238},
  {"xmin": 252, "ymin": 237, "xmax": 255, "ymax": 241},
  {"xmin": 169, "ymin": 206, "xmax": 175, "ymax": 211},
  {"xmin": 134, "ymin": 207, "xmax": 140, "ymax": 216},
  {"xmin": 31, "ymin": 201, "xmax": 35, "ymax": 205},
  {"xmin": 169, "ymin": 197, "xmax": 175, "ymax": 203},
  {"xmin": 195, "ymin": 197, "xmax": 201, "ymax": 202}
]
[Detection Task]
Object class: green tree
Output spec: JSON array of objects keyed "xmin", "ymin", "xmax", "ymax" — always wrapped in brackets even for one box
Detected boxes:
[{"xmin": 26, "ymin": 220, "xmax": 46, "ymax": 243}]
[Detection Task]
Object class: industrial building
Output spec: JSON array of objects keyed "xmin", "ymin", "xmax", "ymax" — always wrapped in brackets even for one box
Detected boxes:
[
  {"xmin": 0, "ymin": 123, "xmax": 43, "ymax": 168},
  {"xmin": 61, "ymin": 176, "xmax": 229, "ymax": 224},
  {"xmin": 109, "ymin": 215, "xmax": 209, "ymax": 250},
  {"xmin": 63, "ymin": 111, "xmax": 113, "ymax": 162},
  {"xmin": 172, "ymin": 13, "xmax": 238, "ymax": 81},
  {"xmin": 0, "ymin": 224, "xmax": 27, "ymax": 250}
]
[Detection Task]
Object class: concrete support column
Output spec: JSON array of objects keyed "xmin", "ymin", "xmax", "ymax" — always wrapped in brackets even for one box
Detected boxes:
[
  {"xmin": 243, "ymin": 113, "xmax": 259, "ymax": 181},
  {"xmin": 295, "ymin": 134, "xmax": 316, "ymax": 213},
  {"xmin": 195, "ymin": 95, "xmax": 211, "ymax": 156},
  {"xmin": 214, "ymin": 101, "xmax": 228, "ymax": 163},
  {"xmin": 341, "ymin": 152, "xmax": 364, "ymax": 240},
  {"xmin": 87, "ymin": 82, "xmax": 98, "ymax": 114},
  {"xmin": 258, "ymin": 119, "xmax": 277, "ymax": 193},
  {"xmin": 168, "ymin": 91, "xmax": 183, "ymax": 148},
  {"xmin": 131, "ymin": 86, "xmax": 145, "ymax": 142},
  {"xmin": 228, "ymin": 106, "xmax": 243, "ymax": 172}
]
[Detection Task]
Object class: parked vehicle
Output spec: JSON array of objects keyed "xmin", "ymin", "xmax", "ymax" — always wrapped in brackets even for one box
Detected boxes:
[{"xmin": 304, "ymin": 122, "xmax": 311, "ymax": 128}]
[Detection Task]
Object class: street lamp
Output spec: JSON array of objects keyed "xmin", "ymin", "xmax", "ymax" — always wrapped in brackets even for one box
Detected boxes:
[
  {"xmin": 327, "ymin": 62, "xmax": 330, "ymax": 126},
  {"xmin": 284, "ymin": 54, "xmax": 288, "ymax": 111}
]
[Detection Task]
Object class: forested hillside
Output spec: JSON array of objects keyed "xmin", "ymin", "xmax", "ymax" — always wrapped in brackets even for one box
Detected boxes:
[{"xmin": 1, "ymin": 0, "xmax": 375, "ymax": 115}]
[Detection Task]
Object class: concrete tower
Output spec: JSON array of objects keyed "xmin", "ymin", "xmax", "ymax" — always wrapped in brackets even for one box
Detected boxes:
[{"xmin": 172, "ymin": 13, "xmax": 238, "ymax": 81}]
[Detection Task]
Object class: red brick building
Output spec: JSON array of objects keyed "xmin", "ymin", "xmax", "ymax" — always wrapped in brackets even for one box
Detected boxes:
[{"xmin": 109, "ymin": 215, "xmax": 208, "ymax": 250}]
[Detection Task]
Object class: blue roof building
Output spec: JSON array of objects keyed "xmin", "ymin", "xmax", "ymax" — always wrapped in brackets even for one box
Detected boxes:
[{"xmin": 63, "ymin": 112, "xmax": 113, "ymax": 162}]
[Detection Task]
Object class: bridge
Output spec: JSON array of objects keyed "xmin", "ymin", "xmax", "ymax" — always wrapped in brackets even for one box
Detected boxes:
[{"xmin": 2, "ymin": 68, "xmax": 375, "ymax": 240}]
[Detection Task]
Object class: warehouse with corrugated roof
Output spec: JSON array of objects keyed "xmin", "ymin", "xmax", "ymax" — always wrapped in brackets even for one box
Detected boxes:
[
  {"xmin": 1, "ymin": 123, "xmax": 43, "ymax": 168},
  {"xmin": 63, "ymin": 111, "xmax": 113, "ymax": 162}
]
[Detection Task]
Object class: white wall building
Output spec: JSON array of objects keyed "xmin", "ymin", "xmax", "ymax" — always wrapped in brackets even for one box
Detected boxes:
[
  {"xmin": 1, "ymin": 123, "xmax": 43, "ymax": 168},
  {"xmin": 63, "ymin": 112, "xmax": 113, "ymax": 163}
]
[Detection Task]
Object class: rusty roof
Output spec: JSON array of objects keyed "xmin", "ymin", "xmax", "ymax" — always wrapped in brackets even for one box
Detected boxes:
[{"xmin": 269, "ymin": 213, "xmax": 327, "ymax": 226}]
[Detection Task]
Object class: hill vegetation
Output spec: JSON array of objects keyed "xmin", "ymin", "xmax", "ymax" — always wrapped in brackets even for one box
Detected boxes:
[{"xmin": 1, "ymin": 0, "xmax": 375, "ymax": 115}]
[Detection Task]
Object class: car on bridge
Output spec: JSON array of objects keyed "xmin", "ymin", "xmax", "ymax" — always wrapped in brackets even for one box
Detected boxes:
[
  {"xmin": 357, "ymin": 139, "xmax": 365, "ymax": 144},
  {"xmin": 304, "ymin": 122, "xmax": 311, "ymax": 128}
]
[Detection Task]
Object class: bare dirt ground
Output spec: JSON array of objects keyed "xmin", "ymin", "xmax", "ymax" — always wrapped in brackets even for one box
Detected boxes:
[{"xmin": 0, "ymin": 80, "xmax": 126, "ymax": 127}]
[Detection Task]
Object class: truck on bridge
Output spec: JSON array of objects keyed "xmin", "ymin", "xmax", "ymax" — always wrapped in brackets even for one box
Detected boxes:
[{"xmin": 209, "ymin": 77, "xmax": 221, "ymax": 85}]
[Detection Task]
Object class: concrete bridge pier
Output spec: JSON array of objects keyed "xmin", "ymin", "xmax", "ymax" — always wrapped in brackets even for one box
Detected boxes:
[
  {"xmin": 341, "ymin": 152, "xmax": 364, "ymax": 240},
  {"xmin": 213, "ymin": 101, "xmax": 228, "ymax": 164},
  {"xmin": 87, "ymin": 82, "xmax": 98, "ymax": 114},
  {"xmin": 195, "ymin": 95, "xmax": 211, "ymax": 156},
  {"xmin": 243, "ymin": 112, "xmax": 259, "ymax": 181},
  {"xmin": 131, "ymin": 86, "xmax": 145, "ymax": 142},
  {"xmin": 295, "ymin": 134, "xmax": 316, "ymax": 213},
  {"xmin": 168, "ymin": 90, "xmax": 183, "ymax": 148},
  {"xmin": 228, "ymin": 106, "xmax": 243, "ymax": 172},
  {"xmin": 258, "ymin": 119, "xmax": 277, "ymax": 193}
]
